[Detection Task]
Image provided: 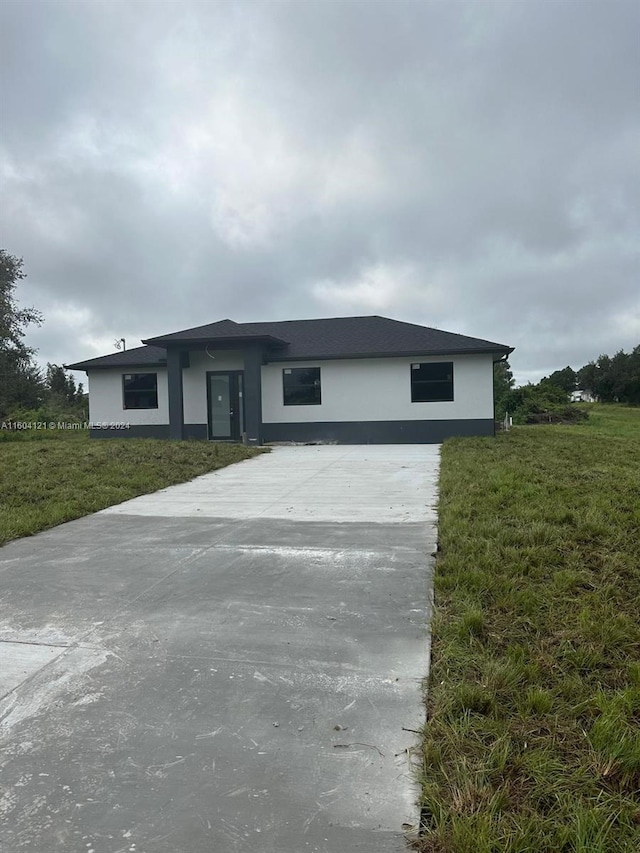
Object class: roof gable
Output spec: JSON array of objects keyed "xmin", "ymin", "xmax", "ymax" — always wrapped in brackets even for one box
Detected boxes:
[{"xmin": 143, "ymin": 318, "xmax": 288, "ymax": 346}]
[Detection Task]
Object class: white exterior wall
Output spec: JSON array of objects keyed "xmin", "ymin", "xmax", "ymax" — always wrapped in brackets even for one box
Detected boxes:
[
  {"xmin": 182, "ymin": 350, "xmax": 244, "ymax": 424},
  {"xmin": 88, "ymin": 352, "xmax": 495, "ymax": 430},
  {"xmin": 88, "ymin": 368, "xmax": 169, "ymax": 425},
  {"xmin": 261, "ymin": 354, "xmax": 494, "ymax": 423}
]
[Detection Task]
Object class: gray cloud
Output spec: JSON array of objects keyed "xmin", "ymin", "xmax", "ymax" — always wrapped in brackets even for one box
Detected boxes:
[{"xmin": 1, "ymin": 0, "xmax": 638, "ymax": 384}]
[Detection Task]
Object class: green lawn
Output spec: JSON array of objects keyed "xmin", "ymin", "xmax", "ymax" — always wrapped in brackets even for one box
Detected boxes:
[
  {"xmin": 417, "ymin": 405, "xmax": 640, "ymax": 852},
  {"xmin": 0, "ymin": 432, "xmax": 265, "ymax": 546}
]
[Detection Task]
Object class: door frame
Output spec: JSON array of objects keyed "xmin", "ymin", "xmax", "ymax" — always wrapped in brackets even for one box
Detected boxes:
[{"xmin": 206, "ymin": 370, "xmax": 245, "ymax": 441}]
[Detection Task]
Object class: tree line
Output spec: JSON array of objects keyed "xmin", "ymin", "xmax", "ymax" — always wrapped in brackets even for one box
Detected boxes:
[
  {"xmin": 1, "ymin": 249, "xmax": 86, "ymax": 420},
  {"xmin": 495, "ymin": 345, "xmax": 640, "ymax": 424},
  {"xmin": 573, "ymin": 350, "xmax": 640, "ymax": 406}
]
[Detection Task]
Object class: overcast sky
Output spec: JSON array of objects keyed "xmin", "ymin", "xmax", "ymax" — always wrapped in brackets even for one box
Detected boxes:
[{"xmin": 1, "ymin": 0, "xmax": 638, "ymax": 385}]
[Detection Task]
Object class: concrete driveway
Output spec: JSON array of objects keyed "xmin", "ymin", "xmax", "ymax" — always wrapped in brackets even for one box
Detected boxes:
[{"xmin": 0, "ymin": 445, "xmax": 439, "ymax": 852}]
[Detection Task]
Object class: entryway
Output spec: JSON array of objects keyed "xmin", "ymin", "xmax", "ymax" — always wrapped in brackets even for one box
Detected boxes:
[{"xmin": 207, "ymin": 370, "xmax": 244, "ymax": 440}]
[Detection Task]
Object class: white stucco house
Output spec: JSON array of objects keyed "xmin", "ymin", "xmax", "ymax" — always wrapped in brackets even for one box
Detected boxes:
[
  {"xmin": 65, "ymin": 315, "xmax": 514, "ymax": 444},
  {"xmin": 570, "ymin": 390, "xmax": 596, "ymax": 403}
]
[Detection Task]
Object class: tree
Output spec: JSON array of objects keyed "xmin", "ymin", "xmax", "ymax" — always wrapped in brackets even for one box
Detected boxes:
[
  {"xmin": 610, "ymin": 349, "xmax": 632, "ymax": 402},
  {"xmin": 0, "ymin": 250, "xmax": 44, "ymax": 416},
  {"xmin": 594, "ymin": 354, "xmax": 615, "ymax": 402},
  {"xmin": 575, "ymin": 347, "xmax": 640, "ymax": 405},
  {"xmin": 584, "ymin": 352, "xmax": 625, "ymax": 403},
  {"xmin": 494, "ymin": 360, "xmax": 515, "ymax": 420},
  {"xmin": 577, "ymin": 361, "xmax": 597, "ymax": 395},
  {"xmin": 545, "ymin": 366, "xmax": 577, "ymax": 394},
  {"xmin": 45, "ymin": 363, "xmax": 84, "ymax": 407},
  {"xmin": 627, "ymin": 346, "xmax": 640, "ymax": 406}
]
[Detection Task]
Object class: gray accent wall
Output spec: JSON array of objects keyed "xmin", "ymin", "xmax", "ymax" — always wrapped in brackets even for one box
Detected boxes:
[
  {"xmin": 166, "ymin": 349, "xmax": 185, "ymax": 440},
  {"xmin": 90, "ymin": 425, "xmax": 170, "ymax": 439},
  {"xmin": 262, "ymin": 419, "xmax": 495, "ymax": 444},
  {"xmin": 243, "ymin": 345, "xmax": 264, "ymax": 446}
]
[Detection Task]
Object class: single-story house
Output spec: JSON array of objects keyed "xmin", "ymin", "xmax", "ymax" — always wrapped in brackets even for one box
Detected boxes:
[
  {"xmin": 65, "ymin": 315, "xmax": 514, "ymax": 445},
  {"xmin": 570, "ymin": 389, "xmax": 596, "ymax": 403}
]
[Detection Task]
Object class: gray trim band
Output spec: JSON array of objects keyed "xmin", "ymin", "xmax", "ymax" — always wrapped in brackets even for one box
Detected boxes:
[
  {"xmin": 90, "ymin": 419, "xmax": 495, "ymax": 443},
  {"xmin": 262, "ymin": 419, "xmax": 495, "ymax": 444}
]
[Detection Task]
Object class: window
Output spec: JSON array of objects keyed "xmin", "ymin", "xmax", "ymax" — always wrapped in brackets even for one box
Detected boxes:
[
  {"xmin": 411, "ymin": 362, "xmax": 454, "ymax": 402},
  {"xmin": 283, "ymin": 367, "xmax": 321, "ymax": 406},
  {"xmin": 123, "ymin": 373, "xmax": 158, "ymax": 409}
]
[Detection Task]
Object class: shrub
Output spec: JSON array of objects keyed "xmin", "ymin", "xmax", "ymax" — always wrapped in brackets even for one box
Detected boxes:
[{"xmin": 0, "ymin": 405, "xmax": 88, "ymax": 441}]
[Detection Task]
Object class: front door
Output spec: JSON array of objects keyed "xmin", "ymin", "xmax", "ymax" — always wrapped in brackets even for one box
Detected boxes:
[{"xmin": 207, "ymin": 371, "xmax": 244, "ymax": 441}]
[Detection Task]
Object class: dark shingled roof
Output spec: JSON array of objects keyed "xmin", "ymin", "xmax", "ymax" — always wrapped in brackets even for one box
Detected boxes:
[
  {"xmin": 65, "ymin": 345, "xmax": 166, "ymax": 371},
  {"xmin": 144, "ymin": 318, "xmax": 289, "ymax": 346},
  {"xmin": 66, "ymin": 316, "xmax": 513, "ymax": 370}
]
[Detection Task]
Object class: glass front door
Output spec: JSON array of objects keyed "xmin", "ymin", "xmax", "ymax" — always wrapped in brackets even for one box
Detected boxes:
[{"xmin": 208, "ymin": 372, "xmax": 244, "ymax": 441}]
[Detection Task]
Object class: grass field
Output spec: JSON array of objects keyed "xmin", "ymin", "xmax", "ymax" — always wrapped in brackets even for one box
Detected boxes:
[
  {"xmin": 0, "ymin": 432, "xmax": 264, "ymax": 546},
  {"xmin": 417, "ymin": 405, "xmax": 640, "ymax": 852}
]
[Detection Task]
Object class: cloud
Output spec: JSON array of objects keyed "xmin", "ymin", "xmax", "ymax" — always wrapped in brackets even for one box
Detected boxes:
[
  {"xmin": 312, "ymin": 262, "xmax": 425, "ymax": 313},
  {"xmin": 1, "ymin": 0, "xmax": 638, "ymax": 385}
]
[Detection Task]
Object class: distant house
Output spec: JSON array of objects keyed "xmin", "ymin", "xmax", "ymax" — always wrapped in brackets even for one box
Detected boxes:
[
  {"xmin": 570, "ymin": 390, "xmax": 596, "ymax": 403},
  {"xmin": 66, "ymin": 315, "xmax": 514, "ymax": 445}
]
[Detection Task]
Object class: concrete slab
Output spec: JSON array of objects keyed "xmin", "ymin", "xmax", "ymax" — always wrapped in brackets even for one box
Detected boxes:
[
  {"xmin": 0, "ymin": 641, "xmax": 68, "ymax": 696},
  {"xmin": 101, "ymin": 445, "xmax": 440, "ymax": 522},
  {"xmin": 0, "ymin": 445, "xmax": 438, "ymax": 852}
]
